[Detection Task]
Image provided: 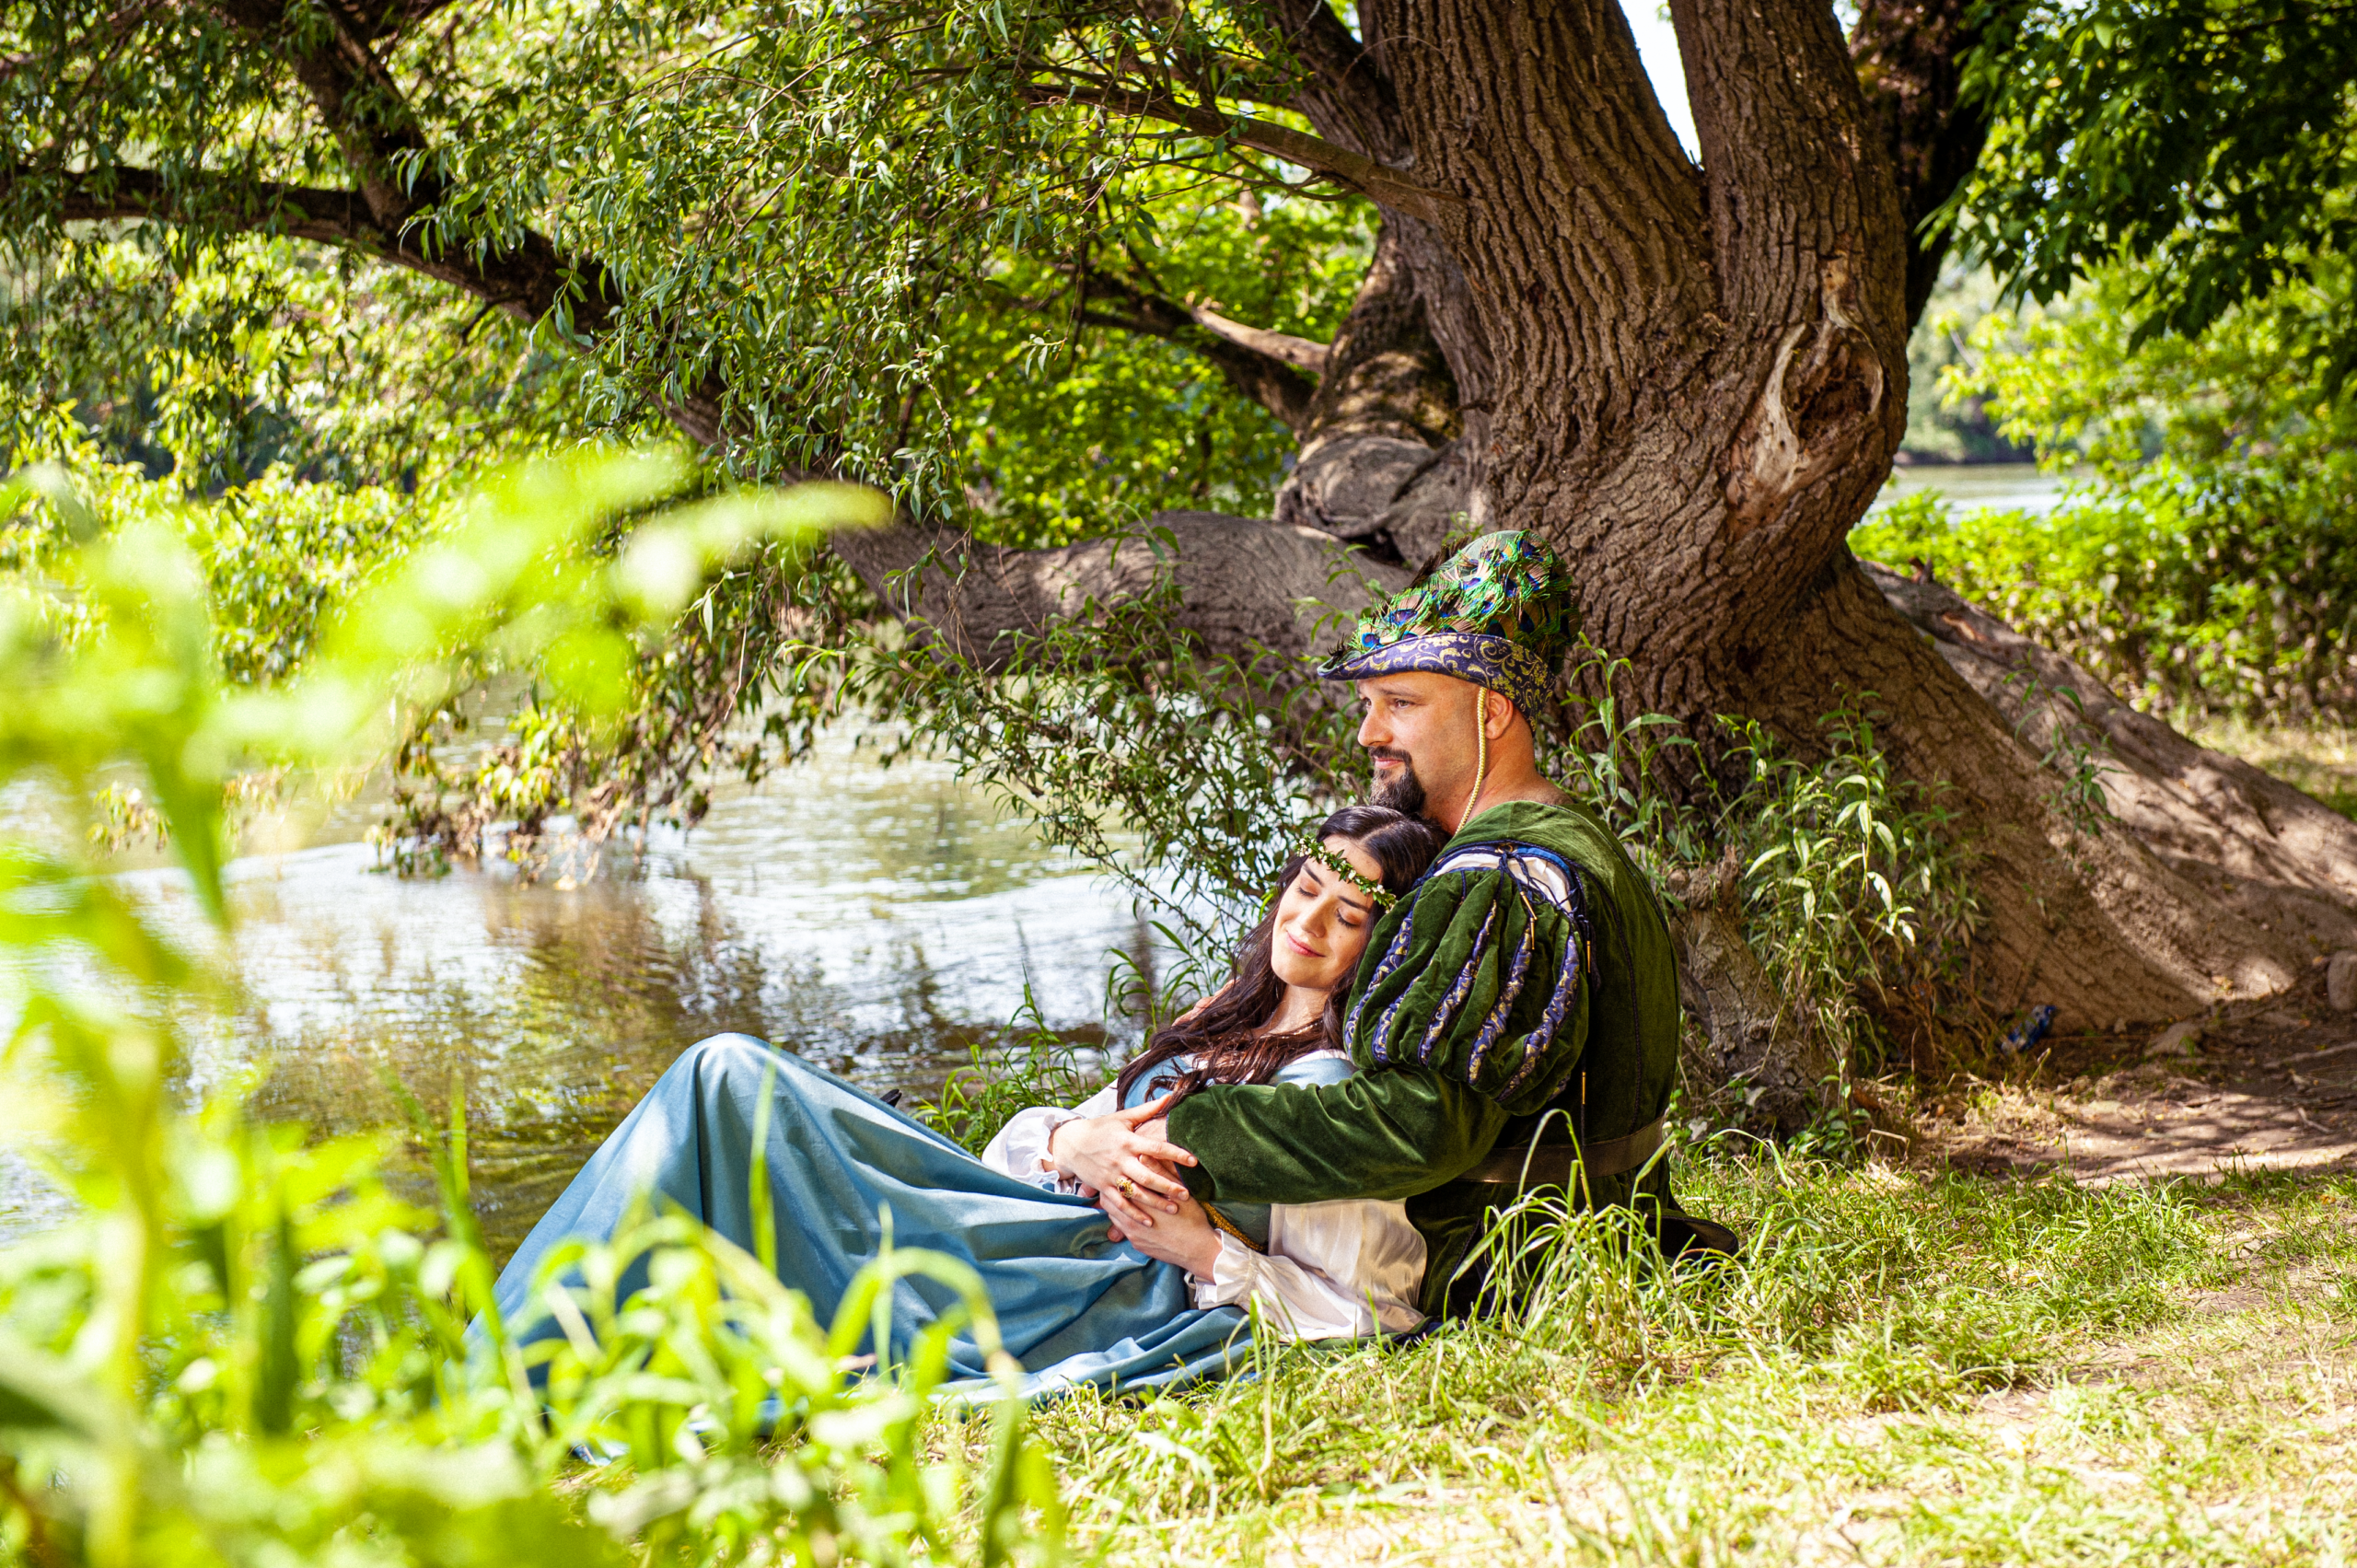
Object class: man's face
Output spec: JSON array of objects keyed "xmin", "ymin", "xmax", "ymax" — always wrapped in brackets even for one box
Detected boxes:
[{"xmin": 1353, "ymin": 672, "xmax": 1481, "ymax": 819}]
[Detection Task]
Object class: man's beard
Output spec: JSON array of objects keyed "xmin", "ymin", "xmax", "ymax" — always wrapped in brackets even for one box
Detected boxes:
[{"xmin": 1368, "ymin": 749, "xmax": 1427, "ymax": 818}]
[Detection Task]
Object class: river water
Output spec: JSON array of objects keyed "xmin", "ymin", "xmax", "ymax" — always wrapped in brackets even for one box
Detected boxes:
[
  {"xmin": 4, "ymin": 734, "xmax": 1170, "ymax": 1255},
  {"xmin": 1875, "ymin": 462, "xmax": 2069, "ymax": 515}
]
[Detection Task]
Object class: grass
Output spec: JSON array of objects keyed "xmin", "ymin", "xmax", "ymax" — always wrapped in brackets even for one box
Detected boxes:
[{"xmin": 928, "ymin": 1150, "xmax": 2357, "ymax": 1564}]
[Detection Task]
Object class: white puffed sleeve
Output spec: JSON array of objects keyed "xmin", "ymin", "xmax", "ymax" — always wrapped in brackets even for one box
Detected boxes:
[
  {"xmin": 1187, "ymin": 1198, "xmax": 1426, "ymax": 1339},
  {"xmin": 981, "ymin": 1083, "xmax": 1121, "ymax": 1190}
]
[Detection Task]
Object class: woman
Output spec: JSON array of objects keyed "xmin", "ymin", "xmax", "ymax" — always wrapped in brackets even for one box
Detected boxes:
[{"xmin": 487, "ymin": 806, "xmax": 1443, "ymax": 1398}]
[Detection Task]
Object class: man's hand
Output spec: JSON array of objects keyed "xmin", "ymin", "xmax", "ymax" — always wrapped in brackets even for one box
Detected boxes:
[
  {"xmin": 1047, "ymin": 1095, "xmax": 1195, "ymax": 1230},
  {"xmin": 1097, "ymin": 1114, "xmax": 1181, "ymax": 1237},
  {"xmin": 1113, "ymin": 1193, "xmax": 1223, "ymax": 1278}
]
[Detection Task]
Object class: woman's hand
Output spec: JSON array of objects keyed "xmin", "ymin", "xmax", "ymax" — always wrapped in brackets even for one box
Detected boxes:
[
  {"xmin": 1114, "ymin": 1193, "xmax": 1223, "ymax": 1278},
  {"xmin": 1046, "ymin": 1096, "xmax": 1195, "ymax": 1230}
]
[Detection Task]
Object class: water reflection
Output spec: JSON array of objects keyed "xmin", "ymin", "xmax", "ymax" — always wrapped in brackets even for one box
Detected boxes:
[
  {"xmin": 21, "ymin": 737, "xmax": 1167, "ymax": 1258},
  {"xmin": 1875, "ymin": 463, "xmax": 2070, "ymax": 515}
]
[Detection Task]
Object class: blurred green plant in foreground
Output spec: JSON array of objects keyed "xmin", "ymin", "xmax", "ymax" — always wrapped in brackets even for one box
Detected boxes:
[{"xmin": 0, "ymin": 449, "xmax": 1063, "ymax": 1566}]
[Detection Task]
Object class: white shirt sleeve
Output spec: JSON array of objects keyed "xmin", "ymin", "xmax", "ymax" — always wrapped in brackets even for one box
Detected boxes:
[
  {"xmin": 981, "ymin": 1083, "xmax": 1121, "ymax": 1189},
  {"xmin": 1187, "ymin": 1198, "xmax": 1427, "ymax": 1340}
]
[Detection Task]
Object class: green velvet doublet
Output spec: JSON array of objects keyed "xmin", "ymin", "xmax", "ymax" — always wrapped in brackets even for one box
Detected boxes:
[{"xmin": 1169, "ymin": 798, "xmax": 1684, "ymax": 1315}]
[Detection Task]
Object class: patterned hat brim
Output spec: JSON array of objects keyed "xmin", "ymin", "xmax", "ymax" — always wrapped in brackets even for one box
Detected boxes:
[{"xmin": 1317, "ymin": 631, "xmax": 1554, "ymax": 719}]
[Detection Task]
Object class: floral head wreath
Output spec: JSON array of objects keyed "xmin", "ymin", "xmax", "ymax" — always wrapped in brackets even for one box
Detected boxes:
[{"xmin": 1300, "ymin": 838, "xmax": 1398, "ymax": 911}]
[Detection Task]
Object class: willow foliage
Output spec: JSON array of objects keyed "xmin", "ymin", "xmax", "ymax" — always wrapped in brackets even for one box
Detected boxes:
[
  {"xmin": 1956, "ymin": 0, "xmax": 2357, "ymax": 385},
  {"xmin": 6, "ymin": 1, "xmax": 1367, "ymax": 510}
]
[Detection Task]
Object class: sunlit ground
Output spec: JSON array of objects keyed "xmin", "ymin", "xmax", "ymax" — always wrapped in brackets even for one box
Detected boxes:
[{"xmin": 950, "ymin": 1154, "xmax": 2357, "ymax": 1565}]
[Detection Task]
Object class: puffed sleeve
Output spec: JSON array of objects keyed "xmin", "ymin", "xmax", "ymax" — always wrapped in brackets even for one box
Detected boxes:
[
  {"xmin": 981, "ymin": 1082, "xmax": 1120, "ymax": 1189},
  {"xmin": 1188, "ymin": 1197, "xmax": 1427, "ymax": 1339},
  {"xmin": 1344, "ymin": 860, "xmax": 1590, "ymax": 1117}
]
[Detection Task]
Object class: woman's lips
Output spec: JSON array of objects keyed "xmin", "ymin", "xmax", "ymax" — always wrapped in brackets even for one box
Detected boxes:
[{"xmin": 1283, "ymin": 929, "xmax": 1322, "ymax": 958}]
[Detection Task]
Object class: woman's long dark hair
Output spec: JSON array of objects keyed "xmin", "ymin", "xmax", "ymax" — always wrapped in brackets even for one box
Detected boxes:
[{"xmin": 1114, "ymin": 806, "xmax": 1446, "ymax": 1110}]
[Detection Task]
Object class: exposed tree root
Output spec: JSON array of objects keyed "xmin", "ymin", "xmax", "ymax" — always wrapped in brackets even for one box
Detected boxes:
[{"xmin": 1868, "ymin": 560, "xmax": 2357, "ymax": 966}]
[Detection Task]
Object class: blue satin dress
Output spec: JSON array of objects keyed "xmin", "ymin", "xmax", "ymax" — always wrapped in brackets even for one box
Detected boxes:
[{"xmin": 486, "ymin": 1033, "xmax": 1345, "ymax": 1398}]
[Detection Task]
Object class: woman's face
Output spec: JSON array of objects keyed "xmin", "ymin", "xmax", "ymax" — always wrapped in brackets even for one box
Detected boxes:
[{"xmin": 1269, "ymin": 835, "xmax": 1387, "ymax": 994}]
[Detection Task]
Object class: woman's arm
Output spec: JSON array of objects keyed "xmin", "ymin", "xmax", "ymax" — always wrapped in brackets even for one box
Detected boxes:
[
  {"xmin": 1114, "ymin": 1192, "xmax": 1422, "ymax": 1342},
  {"xmin": 1119, "ymin": 1194, "xmax": 1427, "ymax": 1340},
  {"xmin": 981, "ymin": 1083, "xmax": 1120, "ymax": 1186},
  {"xmin": 1193, "ymin": 1200, "xmax": 1427, "ymax": 1340},
  {"xmin": 1194, "ymin": 1242, "xmax": 1379, "ymax": 1339}
]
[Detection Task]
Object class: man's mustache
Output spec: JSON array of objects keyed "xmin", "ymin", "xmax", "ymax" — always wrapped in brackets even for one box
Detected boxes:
[{"xmin": 1369, "ymin": 748, "xmax": 1412, "ymax": 765}]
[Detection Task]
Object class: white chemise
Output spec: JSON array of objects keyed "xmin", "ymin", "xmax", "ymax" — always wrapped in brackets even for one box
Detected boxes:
[{"xmin": 981, "ymin": 1049, "xmax": 1427, "ymax": 1340}]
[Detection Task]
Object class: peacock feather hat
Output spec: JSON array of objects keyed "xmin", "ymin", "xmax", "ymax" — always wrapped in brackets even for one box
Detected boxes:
[{"xmin": 1317, "ymin": 530, "xmax": 1575, "ymax": 718}]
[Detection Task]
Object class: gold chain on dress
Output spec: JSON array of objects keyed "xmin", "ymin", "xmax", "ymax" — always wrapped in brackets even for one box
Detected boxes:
[{"xmin": 1201, "ymin": 1202, "xmax": 1265, "ymax": 1254}]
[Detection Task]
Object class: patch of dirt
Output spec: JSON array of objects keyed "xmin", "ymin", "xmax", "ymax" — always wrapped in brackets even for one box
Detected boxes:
[{"xmin": 1920, "ymin": 961, "xmax": 2357, "ymax": 1183}]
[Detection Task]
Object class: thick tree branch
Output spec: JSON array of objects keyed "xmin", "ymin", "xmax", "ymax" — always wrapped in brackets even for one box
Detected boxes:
[
  {"xmin": 1277, "ymin": 219, "xmax": 1466, "ymax": 563},
  {"xmin": 31, "ymin": 161, "xmax": 621, "ymax": 331},
  {"xmin": 1657, "ymin": 0, "xmax": 1909, "ymax": 540},
  {"xmin": 1362, "ymin": 0, "xmax": 1713, "ymax": 506},
  {"xmin": 1849, "ymin": 0, "xmax": 2007, "ymax": 327},
  {"xmin": 1251, "ymin": 1, "xmax": 1409, "ymax": 164},
  {"xmin": 1670, "ymin": 0, "xmax": 1908, "ymax": 323},
  {"xmin": 1074, "ymin": 265, "xmax": 1320, "ymax": 434},
  {"xmin": 206, "ymin": 0, "xmax": 435, "ymax": 226},
  {"xmin": 833, "ymin": 512, "xmax": 1409, "ymax": 668},
  {"xmin": 1190, "ymin": 308, "xmax": 1329, "ymax": 373},
  {"xmin": 1017, "ymin": 75, "xmax": 1459, "ymax": 226}
]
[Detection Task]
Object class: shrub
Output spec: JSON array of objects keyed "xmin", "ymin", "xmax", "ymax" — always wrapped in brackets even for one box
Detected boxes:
[{"xmin": 1858, "ymin": 481, "xmax": 2357, "ymax": 723}]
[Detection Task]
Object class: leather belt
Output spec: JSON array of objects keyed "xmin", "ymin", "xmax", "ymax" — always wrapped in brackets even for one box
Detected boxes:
[{"xmin": 1457, "ymin": 1115, "xmax": 1666, "ymax": 1187}]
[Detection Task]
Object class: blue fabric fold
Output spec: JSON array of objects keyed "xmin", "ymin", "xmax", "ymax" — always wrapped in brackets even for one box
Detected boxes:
[{"xmin": 487, "ymin": 1034, "xmax": 1256, "ymax": 1399}]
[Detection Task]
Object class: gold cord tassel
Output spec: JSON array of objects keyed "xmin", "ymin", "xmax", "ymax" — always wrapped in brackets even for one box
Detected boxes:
[{"xmin": 1457, "ymin": 691, "xmax": 1490, "ymax": 834}]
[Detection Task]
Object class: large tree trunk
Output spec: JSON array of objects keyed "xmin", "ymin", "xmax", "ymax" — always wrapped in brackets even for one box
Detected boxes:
[
  {"xmin": 822, "ymin": 0, "xmax": 2357, "ymax": 1036},
  {"xmin": 1268, "ymin": 0, "xmax": 2351, "ymax": 1028}
]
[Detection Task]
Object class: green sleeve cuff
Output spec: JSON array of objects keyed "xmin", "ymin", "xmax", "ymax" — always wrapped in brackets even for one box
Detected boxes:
[{"xmin": 1166, "ymin": 1068, "xmax": 1509, "ymax": 1205}]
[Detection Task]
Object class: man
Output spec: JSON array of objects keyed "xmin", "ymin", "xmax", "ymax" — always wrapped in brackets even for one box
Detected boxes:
[{"xmin": 1062, "ymin": 531, "xmax": 1730, "ymax": 1318}]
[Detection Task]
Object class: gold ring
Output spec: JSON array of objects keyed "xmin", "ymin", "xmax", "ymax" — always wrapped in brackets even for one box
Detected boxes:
[{"xmin": 1118, "ymin": 1177, "xmax": 1134, "ymax": 1195}]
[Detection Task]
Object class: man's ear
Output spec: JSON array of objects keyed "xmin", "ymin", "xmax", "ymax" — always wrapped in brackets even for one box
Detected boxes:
[{"xmin": 1481, "ymin": 692, "xmax": 1521, "ymax": 741}]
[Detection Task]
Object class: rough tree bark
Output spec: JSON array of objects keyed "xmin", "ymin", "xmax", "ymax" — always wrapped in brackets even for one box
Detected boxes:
[
  {"xmin": 853, "ymin": 0, "xmax": 2357, "ymax": 1042},
  {"xmin": 833, "ymin": 512, "xmax": 1407, "ymax": 668}
]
